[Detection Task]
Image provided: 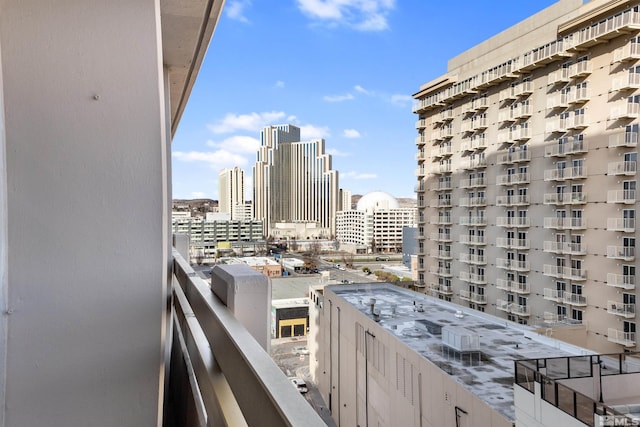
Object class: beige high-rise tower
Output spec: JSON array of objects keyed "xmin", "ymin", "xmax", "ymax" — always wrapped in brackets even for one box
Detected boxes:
[
  {"xmin": 414, "ymin": 0, "xmax": 640, "ymax": 353},
  {"xmin": 253, "ymin": 124, "xmax": 339, "ymax": 236},
  {"xmin": 219, "ymin": 166, "xmax": 245, "ymax": 219}
]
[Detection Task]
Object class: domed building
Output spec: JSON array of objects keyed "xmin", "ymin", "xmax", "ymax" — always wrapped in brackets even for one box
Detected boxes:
[{"xmin": 336, "ymin": 191, "xmax": 416, "ymax": 254}]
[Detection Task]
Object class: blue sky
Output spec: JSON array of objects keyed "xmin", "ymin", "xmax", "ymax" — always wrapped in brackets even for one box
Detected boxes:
[{"xmin": 172, "ymin": 0, "xmax": 559, "ymax": 200}]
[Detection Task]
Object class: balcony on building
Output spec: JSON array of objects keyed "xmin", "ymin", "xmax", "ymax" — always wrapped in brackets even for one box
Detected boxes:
[
  {"xmin": 435, "ymin": 284, "xmax": 454, "ymax": 296},
  {"xmin": 460, "ymin": 176, "xmax": 487, "ymax": 188},
  {"xmin": 429, "ymin": 215, "xmax": 452, "ymax": 225},
  {"xmin": 568, "ymin": 59, "xmax": 592, "ymax": 79},
  {"xmin": 415, "ymin": 179, "xmax": 425, "ymax": 193},
  {"xmin": 543, "ymin": 191, "xmax": 587, "ymax": 205},
  {"xmin": 430, "ymin": 179, "xmax": 452, "ymax": 191},
  {"xmin": 609, "ymin": 130, "xmax": 638, "ymax": 148},
  {"xmin": 470, "ymin": 116, "xmax": 488, "ymax": 132},
  {"xmin": 607, "ymin": 273, "xmax": 635, "ymax": 290},
  {"xmin": 606, "ymin": 246, "xmax": 636, "ymax": 261},
  {"xmin": 563, "ymin": 292, "xmax": 587, "ymax": 307},
  {"xmin": 546, "ymin": 94, "xmax": 569, "ymax": 110},
  {"xmin": 430, "ymin": 232, "xmax": 452, "ymax": 243},
  {"xmin": 496, "ymin": 194, "xmax": 530, "ymax": 207},
  {"xmin": 497, "ymin": 216, "xmax": 530, "ymax": 228},
  {"xmin": 459, "ymin": 216, "xmax": 487, "ymax": 226},
  {"xmin": 543, "ymin": 265, "xmax": 587, "ymax": 281},
  {"xmin": 414, "ymin": 166, "xmax": 425, "ymax": 177},
  {"xmin": 496, "ymin": 237, "xmax": 530, "ymax": 250},
  {"xmin": 496, "ymin": 172, "xmax": 530, "ymax": 186},
  {"xmin": 543, "ymin": 241, "xmax": 587, "ymax": 255},
  {"xmin": 607, "ymin": 189, "xmax": 636, "ymax": 204},
  {"xmin": 512, "ymin": 80, "xmax": 533, "ymax": 98},
  {"xmin": 607, "ymin": 301, "xmax": 636, "ymax": 319},
  {"xmin": 608, "ymin": 160, "xmax": 637, "ymax": 176},
  {"xmin": 544, "ymin": 166, "xmax": 587, "ymax": 181},
  {"xmin": 608, "ymin": 329, "xmax": 636, "ymax": 347},
  {"xmin": 544, "ymin": 139, "xmax": 588, "ymax": 157},
  {"xmin": 429, "ymin": 198, "xmax": 452, "ymax": 208},
  {"xmin": 436, "ymin": 144, "xmax": 453, "ymax": 157},
  {"xmin": 611, "ymin": 72, "xmax": 640, "ymax": 92},
  {"xmin": 498, "ymin": 110, "xmax": 516, "ymax": 126},
  {"xmin": 459, "ymin": 289, "xmax": 487, "ymax": 304},
  {"xmin": 543, "ymin": 288, "xmax": 564, "ymax": 302},
  {"xmin": 510, "ymin": 126, "xmax": 531, "ymax": 141},
  {"xmin": 567, "ymin": 87, "xmax": 590, "ymax": 105},
  {"xmin": 459, "ymin": 234, "xmax": 486, "ymax": 245},
  {"xmin": 496, "ymin": 149, "xmax": 531, "ymax": 164},
  {"xmin": 510, "ymin": 104, "xmax": 532, "ymax": 120},
  {"xmin": 430, "ymin": 249, "xmax": 452, "ymax": 260},
  {"xmin": 459, "ymin": 253, "xmax": 486, "ymax": 265},
  {"xmin": 610, "ymin": 102, "xmax": 640, "ymax": 120},
  {"xmin": 496, "ymin": 258, "xmax": 530, "ymax": 272},
  {"xmin": 415, "ymin": 150, "xmax": 426, "ymax": 161},
  {"xmin": 435, "ymin": 163, "xmax": 452, "ymax": 174},
  {"xmin": 547, "ymin": 67, "xmax": 571, "ymax": 86},
  {"xmin": 429, "ymin": 266, "xmax": 453, "ymax": 278},
  {"xmin": 464, "ymin": 157, "xmax": 487, "ymax": 170},
  {"xmin": 607, "ymin": 217, "xmax": 636, "ymax": 232},
  {"xmin": 496, "ymin": 299, "xmax": 529, "ymax": 316},
  {"xmin": 415, "ymin": 118, "xmax": 427, "ymax": 129},
  {"xmin": 544, "ymin": 216, "xmax": 587, "ymax": 230},
  {"xmin": 459, "ymin": 272, "xmax": 487, "ymax": 286},
  {"xmin": 467, "ymin": 95, "xmax": 488, "ymax": 113},
  {"xmin": 496, "ymin": 279, "xmax": 530, "ymax": 294},
  {"xmin": 458, "ymin": 196, "xmax": 487, "ymax": 207},
  {"xmin": 415, "ymin": 134, "xmax": 427, "ymax": 146}
]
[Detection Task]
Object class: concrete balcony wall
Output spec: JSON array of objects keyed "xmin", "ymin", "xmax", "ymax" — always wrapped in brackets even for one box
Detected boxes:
[{"xmin": 0, "ymin": 1, "xmax": 224, "ymax": 426}]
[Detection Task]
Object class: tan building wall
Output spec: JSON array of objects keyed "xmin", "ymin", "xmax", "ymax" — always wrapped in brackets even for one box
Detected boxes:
[{"xmin": 414, "ymin": 0, "xmax": 640, "ymax": 353}]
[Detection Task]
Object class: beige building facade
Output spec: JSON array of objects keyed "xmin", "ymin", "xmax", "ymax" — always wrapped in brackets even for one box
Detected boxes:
[{"xmin": 414, "ymin": 0, "xmax": 640, "ymax": 353}]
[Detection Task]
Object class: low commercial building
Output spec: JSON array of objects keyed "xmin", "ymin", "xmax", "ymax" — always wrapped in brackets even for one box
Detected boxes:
[
  {"xmin": 171, "ymin": 217, "xmax": 263, "ymax": 258},
  {"xmin": 223, "ymin": 256, "xmax": 282, "ymax": 278},
  {"xmin": 309, "ymin": 283, "xmax": 591, "ymax": 427},
  {"xmin": 271, "ymin": 298, "xmax": 310, "ymax": 338}
]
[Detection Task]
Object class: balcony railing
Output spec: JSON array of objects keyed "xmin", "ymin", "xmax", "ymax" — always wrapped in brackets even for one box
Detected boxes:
[
  {"xmin": 606, "ymin": 246, "xmax": 635, "ymax": 261},
  {"xmin": 607, "ymin": 301, "xmax": 636, "ymax": 318},
  {"xmin": 544, "ymin": 167, "xmax": 587, "ymax": 181},
  {"xmin": 608, "ymin": 328, "xmax": 636, "ymax": 347},
  {"xmin": 496, "ymin": 172, "xmax": 530, "ymax": 185},
  {"xmin": 459, "ymin": 177, "xmax": 487, "ymax": 188},
  {"xmin": 459, "ymin": 272, "xmax": 487, "ymax": 285},
  {"xmin": 496, "ymin": 149, "xmax": 531, "ymax": 164},
  {"xmin": 543, "ymin": 288, "xmax": 564, "ymax": 302},
  {"xmin": 606, "ymin": 273, "xmax": 635, "ymax": 290},
  {"xmin": 496, "ymin": 258, "xmax": 530, "ymax": 271},
  {"xmin": 544, "ymin": 141, "xmax": 588, "ymax": 157},
  {"xmin": 609, "ymin": 131, "xmax": 638, "ymax": 148},
  {"xmin": 459, "ymin": 216, "xmax": 487, "ymax": 226},
  {"xmin": 563, "ymin": 292, "xmax": 587, "ymax": 307},
  {"xmin": 611, "ymin": 73, "xmax": 640, "ymax": 91},
  {"xmin": 430, "ymin": 232, "xmax": 452, "ymax": 242},
  {"xmin": 543, "ymin": 192, "xmax": 586, "ymax": 205},
  {"xmin": 496, "ymin": 238, "xmax": 529, "ymax": 250},
  {"xmin": 496, "ymin": 279, "xmax": 530, "ymax": 294},
  {"xmin": 607, "ymin": 189, "xmax": 636, "ymax": 204},
  {"xmin": 496, "ymin": 216, "xmax": 530, "ymax": 227},
  {"xmin": 612, "ymin": 42, "xmax": 640, "ymax": 63},
  {"xmin": 608, "ymin": 160, "xmax": 637, "ymax": 176},
  {"xmin": 459, "ymin": 253, "xmax": 486, "ymax": 265},
  {"xmin": 429, "ymin": 249, "xmax": 452, "ymax": 260},
  {"xmin": 543, "ymin": 241, "xmax": 587, "ymax": 255},
  {"xmin": 496, "ymin": 299, "xmax": 529, "ymax": 316},
  {"xmin": 458, "ymin": 197, "xmax": 486, "ymax": 207},
  {"xmin": 543, "ymin": 217, "xmax": 586, "ymax": 229},
  {"xmin": 496, "ymin": 194, "xmax": 530, "ymax": 206},
  {"xmin": 459, "ymin": 235, "xmax": 486, "ymax": 245},
  {"xmin": 610, "ymin": 102, "xmax": 640, "ymax": 120},
  {"xmin": 170, "ymin": 250, "xmax": 325, "ymax": 427},
  {"xmin": 459, "ymin": 289, "xmax": 487, "ymax": 303},
  {"xmin": 543, "ymin": 265, "xmax": 587, "ymax": 281},
  {"xmin": 607, "ymin": 217, "xmax": 635, "ymax": 232}
]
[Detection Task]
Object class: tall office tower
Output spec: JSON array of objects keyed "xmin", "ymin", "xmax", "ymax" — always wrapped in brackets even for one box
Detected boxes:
[
  {"xmin": 339, "ymin": 188, "xmax": 352, "ymax": 211},
  {"xmin": 413, "ymin": 0, "xmax": 640, "ymax": 353},
  {"xmin": 253, "ymin": 124, "xmax": 339, "ymax": 236},
  {"xmin": 219, "ymin": 167, "xmax": 245, "ymax": 219}
]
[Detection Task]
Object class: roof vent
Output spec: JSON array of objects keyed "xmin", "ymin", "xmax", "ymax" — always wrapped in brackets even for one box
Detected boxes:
[{"xmin": 455, "ymin": 310, "xmax": 464, "ymax": 319}]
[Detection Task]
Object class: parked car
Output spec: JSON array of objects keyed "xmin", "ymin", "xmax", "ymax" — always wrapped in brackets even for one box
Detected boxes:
[
  {"xmin": 376, "ymin": 256, "xmax": 390, "ymax": 261},
  {"xmin": 289, "ymin": 377, "xmax": 308, "ymax": 394},
  {"xmin": 292, "ymin": 346, "xmax": 310, "ymax": 356}
]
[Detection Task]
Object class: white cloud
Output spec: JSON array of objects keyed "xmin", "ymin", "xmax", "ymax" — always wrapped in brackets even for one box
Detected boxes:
[
  {"xmin": 343, "ymin": 128, "xmax": 361, "ymax": 138},
  {"xmin": 226, "ymin": 0, "xmax": 251, "ymax": 23},
  {"xmin": 207, "ymin": 111, "xmax": 287, "ymax": 134},
  {"xmin": 390, "ymin": 94, "xmax": 413, "ymax": 106},
  {"xmin": 341, "ymin": 171, "xmax": 377, "ymax": 180},
  {"xmin": 326, "ymin": 148, "xmax": 349, "ymax": 156},
  {"xmin": 295, "ymin": 0, "xmax": 395, "ymax": 32},
  {"xmin": 172, "ymin": 150, "xmax": 249, "ymax": 170},
  {"xmin": 206, "ymin": 135, "xmax": 260, "ymax": 154},
  {"xmin": 275, "ymin": 80, "xmax": 285, "ymax": 88},
  {"xmin": 323, "ymin": 93, "xmax": 354, "ymax": 102},
  {"xmin": 300, "ymin": 124, "xmax": 330, "ymax": 139},
  {"xmin": 354, "ymin": 85, "xmax": 369, "ymax": 95},
  {"xmin": 191, "ymin": 191, "xmax": 207, "ymax": 199}
]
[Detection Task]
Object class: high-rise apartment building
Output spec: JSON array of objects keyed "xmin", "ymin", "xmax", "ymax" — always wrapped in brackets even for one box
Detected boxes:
[
  {"xmin": 218, "ymin": 166, "xmax": 244, "ymax": 219},
  {"xmin": 414, "ymin": 0, "xmax": 640, "ymax": 353},
  {"xmin": 340, "ymin": 188, "xmax": 352, "ymax": 211},
  {"xmin": 253, "ymin": 124, "xmax": 339, "ymax": 236}
]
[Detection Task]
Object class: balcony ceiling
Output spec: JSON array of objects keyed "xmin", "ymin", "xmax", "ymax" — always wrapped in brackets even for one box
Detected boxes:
[{"xmin": 161, "ymin": 0, "xmax": 224, "ymax": 135}]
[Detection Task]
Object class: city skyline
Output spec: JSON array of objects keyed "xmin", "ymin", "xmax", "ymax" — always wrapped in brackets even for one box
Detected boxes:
[{"xmin": 171, "ymin": 0, "xmax": 558, "ymax": 200}]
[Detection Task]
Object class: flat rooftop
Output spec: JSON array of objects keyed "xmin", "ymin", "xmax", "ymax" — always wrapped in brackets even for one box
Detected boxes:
[{"xmin": 328, "ymin": 283, "xmax": 593, "ymax": 422}]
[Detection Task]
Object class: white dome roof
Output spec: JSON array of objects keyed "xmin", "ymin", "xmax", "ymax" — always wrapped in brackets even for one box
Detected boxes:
[{"xmin": 356, "ymin": 191, "xmax": 399, "ymax": 212}]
